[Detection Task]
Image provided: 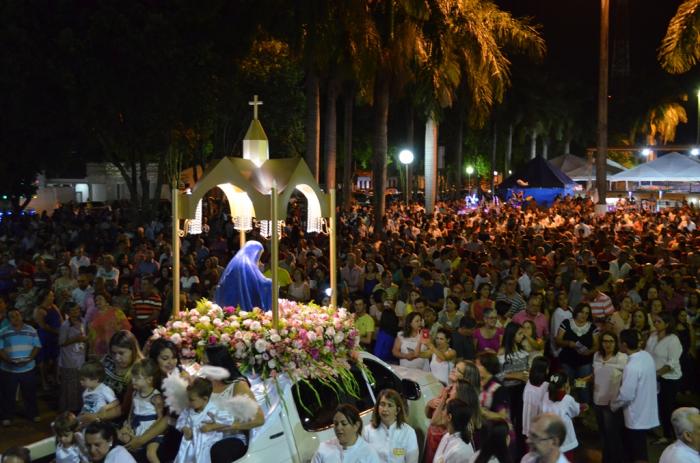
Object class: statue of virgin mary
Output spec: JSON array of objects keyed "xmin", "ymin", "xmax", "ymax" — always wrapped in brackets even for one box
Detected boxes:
[{"xmin": 214, "ymin": 240, "xmax": 272, "ymax": 312}]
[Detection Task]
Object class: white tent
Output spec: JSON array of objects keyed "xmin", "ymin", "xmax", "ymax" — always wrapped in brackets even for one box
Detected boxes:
[
  {"xmin": 609, "ymin": 152, "xmax": 700, "ymax": 182},
  {"xmin": 548, "ymin": 154, "xmax": 627, "ymax": 181}
]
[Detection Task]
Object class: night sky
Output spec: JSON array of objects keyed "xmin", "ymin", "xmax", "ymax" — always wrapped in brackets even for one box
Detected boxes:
[{"xmin": 496, "ymin": 0, "xmax": 697, "ymax": 144}]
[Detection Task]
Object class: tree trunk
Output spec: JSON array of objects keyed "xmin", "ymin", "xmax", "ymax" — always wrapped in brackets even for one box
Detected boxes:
[
  {"xmin": 596, "ymin": 0, "xmax": 610, "ymax": 206},
  {"xmin": 324, "ymin": 81, "xmax": 339, "ymax": 190},
  {"xmin": 305, "ymin": 71, "xmax": 321, "ymax": 181},
  {"xmin": 505, "ymin": 124, "xmax": 513, "ymax": 175},
  {"xmin": 139, "ymin": 154, "xmax": 151, "ymax": 218},
  {"xmin": 424, "ymin": 113, "xmax": 438, "ymax": 214},
  {"xmin": 530, "ymin": 132, "xmax": 537, "ymax": 159},
  {"xmin": 564, "ymin": 139, "xmax": 571, "ymax": 154},
  {"xmin": 152, "ymin": 153, "xmax": 166, "ymax": 211},
  {"xmin": 372, "ymin": 77, "xmax": 389, "ymax": 236},
  {"xmin": 543, "ymin": 137, "xmax": 549, "ymax": 159},
  {"xmin": 491, "ymin": 121, "xmax": 498, "ymax": 198},
  {"xmin": 342, "ymin": 89, "xmax": 354, "ymax": 210},
  {"xmin": 455, "ymin": 108, "xmax": 465, "ymax": 188}
]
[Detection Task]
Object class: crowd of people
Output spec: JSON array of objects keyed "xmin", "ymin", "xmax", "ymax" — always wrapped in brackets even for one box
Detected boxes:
[{"xmin": 0, "ymin": 193, "xmax": 699, "ymax": 462}]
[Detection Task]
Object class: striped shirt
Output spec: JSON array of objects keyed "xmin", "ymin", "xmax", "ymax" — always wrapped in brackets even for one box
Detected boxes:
[
  {"xmin": 131, "ymin": 293, "xmax": 162, "ymax": 325},
  {"xmin": 588, "ymin": 292, "xmax": 615, "ymax": 323},
  {"xmin": 0, "ymin": 324, "xmax": 42, "ymax": 373}
]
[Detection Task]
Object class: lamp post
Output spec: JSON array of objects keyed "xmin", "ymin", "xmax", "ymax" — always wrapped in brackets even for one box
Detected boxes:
[
  {"xmin": 466, "ymin": 165, "xmax": 474, "ymax": 189},
  {"xmin": 399, "ymin": 149, "xmax": 414, "ymax": 203}
]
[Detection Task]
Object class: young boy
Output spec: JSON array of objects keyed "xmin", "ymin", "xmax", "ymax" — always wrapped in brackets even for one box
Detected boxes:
[{"xmin": 78, "ymin": 360, "xmax": 119, "ymax": 425}]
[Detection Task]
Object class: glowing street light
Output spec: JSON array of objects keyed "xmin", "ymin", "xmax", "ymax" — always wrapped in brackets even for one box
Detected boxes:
[
  {"xmin": 399, "ymin": 149, "xmax": 414, "ymax": 202},
  {"xmin": 691, "ymin": 148, "xmax": 699, "ymax": 156},
  {"xmin": 642, "ymin": 148, "xmax": 652, "ymax": 157},
  {"xmin": 466, "ymin": 165, "xmax": 474, "ymax": 188}
]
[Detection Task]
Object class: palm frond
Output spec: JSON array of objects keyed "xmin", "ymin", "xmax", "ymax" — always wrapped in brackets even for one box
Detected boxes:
[{"xmin": 658, "ymin": 0, "xmax": 700, "ymax": 74}]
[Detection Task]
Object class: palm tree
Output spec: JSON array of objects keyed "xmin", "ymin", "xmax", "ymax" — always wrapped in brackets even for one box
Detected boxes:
[
  {"xmin": 367, "ymin": 0, "xmax": 428, "ymax": 234},
  {"xmin": 659, "ymin": 0, "xmax": 700, "ymax": 74},
  {"xmin": 418, "ymin": 0, "xmax": 545, "ymax": 212},
  {"xmin": 630, "ymin": 101, "xmax": 688, "ymax": 146}
]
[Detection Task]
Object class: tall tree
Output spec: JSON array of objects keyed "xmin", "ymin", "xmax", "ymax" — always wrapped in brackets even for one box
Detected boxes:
[{"xmin": 416, "ymin": 0, "xmax": 545, "ymax": 212}]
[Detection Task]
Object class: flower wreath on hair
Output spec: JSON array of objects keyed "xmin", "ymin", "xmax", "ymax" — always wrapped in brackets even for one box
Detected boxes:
[{"xmin": 162, "ymin": 366, "xmax": 259, "ymax": 421}]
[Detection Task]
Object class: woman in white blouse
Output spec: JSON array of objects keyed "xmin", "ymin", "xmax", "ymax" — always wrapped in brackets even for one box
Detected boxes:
[
  {"xmin": 362, "ymin": 389, "xmax": 419, "ymax": 463},
  {"xmin": 646, "ymin": 312, "xmax": 684, "ymax": 445},
  {"xmin": 593, "ymin": 331, "xmax": 628, "ymax": 463},
  {"xmin": 433, "ymin": 399, "xmax": 476, "ymax": 463},
  {"xmin": 427, "ymin": 328, "xmax": 457, "ymax": 386},
  {"xmin": 312, "ymin": 404, "xmax": 380, "ymax": 463},
  {"xmin": 392, "ymin": 313, "xmax": 430, "ymax": 371}
]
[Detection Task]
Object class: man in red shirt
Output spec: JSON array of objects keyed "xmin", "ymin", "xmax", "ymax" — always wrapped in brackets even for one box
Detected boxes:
[{"xmin": 131, "ymin": 277, "xmax": 162, "ymax": 346}]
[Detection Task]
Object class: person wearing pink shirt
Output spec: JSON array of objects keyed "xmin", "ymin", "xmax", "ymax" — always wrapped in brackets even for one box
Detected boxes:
[{"xmin": 513, "ymin": 294, "xmax": 549, "ymax": 339}]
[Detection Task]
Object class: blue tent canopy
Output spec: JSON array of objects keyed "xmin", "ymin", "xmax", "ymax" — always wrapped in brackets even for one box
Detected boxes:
[{"xmin": 498, "ymin": 155, "xmax": 577, "ymax": 206}]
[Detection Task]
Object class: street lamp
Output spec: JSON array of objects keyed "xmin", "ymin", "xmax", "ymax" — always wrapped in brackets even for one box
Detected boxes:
[
  {"xmin": 399, "ymin": 149, "xmax": 414, "ymax": 203},
  {"xmin": 466, "ymin": 165, "xmax": 474, "ymax": 189},
  {"xmin": 691, "ymin": 148, "xmax": 699, "ymax": 156}
]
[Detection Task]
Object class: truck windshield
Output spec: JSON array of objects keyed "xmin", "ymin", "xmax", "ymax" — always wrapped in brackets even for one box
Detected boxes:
[{"xmin": 293, "ymin": 363, "xmax": 373, "ymax": 432}]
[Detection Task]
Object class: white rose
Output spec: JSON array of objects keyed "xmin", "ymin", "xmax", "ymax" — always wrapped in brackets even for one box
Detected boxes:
[
  {"xmin": 307, "ymin": 332, "xmax": 317, "ymax": 342},
  {"xmin": 270, "ymin": 334, "xmax": 281, "ymax": 343},
  {"xmin": 170, "ymin": 333, "xmax": 182, "ymax": 345},
  {"xmin": 325, "ymin": 327, "xmax": 336, "ymax": 337},
  {"xmin": 268, "ymin": 359, "xmax": 277, "ymax": 369},
  {"xmin": 255, "ymin": 339, "xmax": 268, "ymax": 353},
  {"xmin": 334, "ymin": 332, "xmax": 344, "ymax": 343}
]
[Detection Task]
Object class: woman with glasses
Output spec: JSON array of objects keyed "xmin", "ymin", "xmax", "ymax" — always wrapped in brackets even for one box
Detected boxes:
[
  {"xmin": 592, "ymin": 331, "xmax": 627, "ymax": 463},
  {"xmin": 474, "ymin": 308, "xmax": 503, "ymax": 354}
]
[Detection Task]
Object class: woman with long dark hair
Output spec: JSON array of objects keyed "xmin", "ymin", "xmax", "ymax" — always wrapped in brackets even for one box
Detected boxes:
[
  {"xmin": 433, "ymin": 399, "xmax": 476, "ymax": 463},
  {"xmin": 392, "ymin": 312, "xmax": 429, "ymax": 371},
  {"xmin": 201, "ymin": 344, "xmax": 264, "ymax": 463},
  {"xmin": 312, "ymin": 404, "xmax": 380, "ymax": 463},
  {"xmin": 469, "ymin": 419, "xmax": 513, "ymax": 463}
]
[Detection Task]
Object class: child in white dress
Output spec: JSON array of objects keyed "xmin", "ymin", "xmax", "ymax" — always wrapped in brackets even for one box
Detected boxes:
[
  {"xmin": 522, "ymin": 356, "xmax": 549, "ymax": 437},
  {"xmin": 53, "ymin": 411, "xmax": 88, "ymax": 463},
  {"xmin": 118, "ymin": 359, "xmax": 164, "ymax": 463},
  {"xmin": 175, "ymin": 378, "xmax": 234, "ymax": 463},
  {"xmin": 541, "ymin": 373, "xmax": 586, "ymax": 460}
]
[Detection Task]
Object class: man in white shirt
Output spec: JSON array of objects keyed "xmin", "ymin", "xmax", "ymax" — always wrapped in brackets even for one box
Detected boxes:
[
  {"xmin": 659, "ymin": 407, "xmax": 700, "ymax": 463},
  {"xmin": 521, "ymin": 413, "xmax": 570, "ymax": 463},
  {"xmin": 611, "ymin": 329, "xmax": 660, "ymax": 463}
]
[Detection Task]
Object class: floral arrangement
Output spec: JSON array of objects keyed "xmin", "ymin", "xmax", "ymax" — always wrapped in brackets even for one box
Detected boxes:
[{"xmin": 151, "ymin": 299, "xmax": 363, "ymax": 393}]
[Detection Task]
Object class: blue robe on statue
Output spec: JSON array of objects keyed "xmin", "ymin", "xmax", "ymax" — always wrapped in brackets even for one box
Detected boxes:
[{"xmin": 215, "ymin": 241, "xmax": 272, "ymax": 312}]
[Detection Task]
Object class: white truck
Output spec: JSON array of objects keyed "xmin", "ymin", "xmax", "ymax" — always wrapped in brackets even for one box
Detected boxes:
[{"xmin": 24, "ymin": 352, "xmax": 442, "ymax": 463}]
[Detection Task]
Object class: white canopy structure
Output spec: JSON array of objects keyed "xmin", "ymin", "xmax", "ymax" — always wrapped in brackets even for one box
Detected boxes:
[
  {"xmin": 548, "ymin": 154, "xmax": 626, "ymax": 181},
  {"xmin": 609, "ymin": 152, "xmax": 700, "ymax": 182}
]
